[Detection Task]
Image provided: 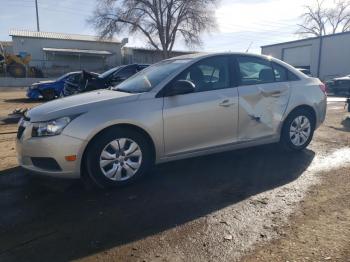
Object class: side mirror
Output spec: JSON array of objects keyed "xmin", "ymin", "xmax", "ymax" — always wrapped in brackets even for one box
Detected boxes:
[{"xmin": 166, "ymin": 80, "xmax": 195, "ymax": 96}]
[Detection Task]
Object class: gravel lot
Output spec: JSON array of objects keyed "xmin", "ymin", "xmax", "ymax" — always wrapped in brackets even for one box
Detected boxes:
[{"xmin": 0, "ymin": 90, "xmax": 349, "ymax": 262}]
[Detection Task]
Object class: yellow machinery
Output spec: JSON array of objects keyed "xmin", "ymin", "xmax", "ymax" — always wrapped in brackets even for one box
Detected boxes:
[{"xmin": 0, "ymin": 42, "xmax": 43, "ymax": 78}]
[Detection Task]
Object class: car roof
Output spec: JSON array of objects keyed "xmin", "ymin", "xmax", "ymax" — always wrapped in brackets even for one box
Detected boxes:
[
  {"xmin": 334, "ymin": 76, "xmax": 350, "ymax": 80},
  {"xmin": 167, "ymin": 52, "xmax": 273, "ymax": 61},
  {"xmin": 166, "ymin": 52, "xmax": 307, "ymax": 79}
]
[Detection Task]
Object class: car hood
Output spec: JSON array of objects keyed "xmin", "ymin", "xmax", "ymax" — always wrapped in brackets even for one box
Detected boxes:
[
  {"xmin": 27, "ymin": 89, "xmax": 139, "ymax": 122},
  {"xmin": 33, "ymin": 80, "xmax": 55, "ymax": 85}
]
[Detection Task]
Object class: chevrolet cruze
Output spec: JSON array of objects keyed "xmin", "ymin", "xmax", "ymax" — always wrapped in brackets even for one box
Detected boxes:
[{"xmin": 16, "ymin": 53, "xmax": 327, "ymax": 188}]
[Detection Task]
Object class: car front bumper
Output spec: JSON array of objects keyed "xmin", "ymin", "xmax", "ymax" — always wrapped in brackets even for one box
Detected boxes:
[
  {"xmin": 16, "ymin": 131, "xmax": 85, "ymax": 179},
  {"xmin": 26, "ymin": 87, "xmax": 41, "ymax": 99}
]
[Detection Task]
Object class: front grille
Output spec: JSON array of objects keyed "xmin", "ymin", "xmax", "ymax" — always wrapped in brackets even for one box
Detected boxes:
[
  {"xmin": 31, "ymin": 157, "xmax": 61, "ymax": 171},
  {"xmin": 17, "ymin": 126, "xmax": 25, "ymax": 139}
]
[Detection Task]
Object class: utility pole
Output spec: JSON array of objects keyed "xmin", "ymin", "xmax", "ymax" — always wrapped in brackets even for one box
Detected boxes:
[
  {"xmin": 317, "ymin": 35, "xmax": 323, "ymax": 78},
  {"xmin": 35, "ymin": 0, "xmax": 40, "ymax": 31}
]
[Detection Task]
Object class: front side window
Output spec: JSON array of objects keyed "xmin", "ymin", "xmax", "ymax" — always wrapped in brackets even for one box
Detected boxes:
[
  {"xmin": 237, "ymin": 56, "xmax": 275, "ymax": 85},
  {"xmin": 57, "ymin": 73, "xmax": 72, "ymax": 82},
  {"xmin": 173, "ymin": 56, "xmax": 230, "ymax": 92},
  {"xmin": 69, "ymin": 74, "xmax": 81, "ymax": 83}
]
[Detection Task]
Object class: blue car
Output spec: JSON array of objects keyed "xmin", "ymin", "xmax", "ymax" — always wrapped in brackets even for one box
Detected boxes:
[{"xmin": 27, "ymin": 72, "xmax": 81, "ymax": 100}]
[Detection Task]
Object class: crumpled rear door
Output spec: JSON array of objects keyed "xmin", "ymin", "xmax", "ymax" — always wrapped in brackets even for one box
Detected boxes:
[{"xmin": 238, "ymin": 81, "xmax": 290, "ymax": 141}]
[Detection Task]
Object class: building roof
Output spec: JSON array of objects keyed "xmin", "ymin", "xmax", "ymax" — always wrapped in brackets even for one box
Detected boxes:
[
  {"xmin": 9, "ymin": 29, "xmax": 120, "ymax": 43},
  {"xmin": 43, "ymin": 47, "xmax": 112, "ymax": 56},
  {"xmin": 261, "ymin": 30, "xmax": 350, "ymax": 48},
  {"xmin": 0, "ymin": 41, "xmax": 13, "ymax": 47},
  {"xmin": 123, "ymin": 46, "xmax": 195, "ymax": 54}
]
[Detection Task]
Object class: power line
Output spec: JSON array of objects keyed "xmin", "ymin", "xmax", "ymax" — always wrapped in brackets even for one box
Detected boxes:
[{"xmin": 3, "ymin": 1, "xmax": 301, "ymax": 49}]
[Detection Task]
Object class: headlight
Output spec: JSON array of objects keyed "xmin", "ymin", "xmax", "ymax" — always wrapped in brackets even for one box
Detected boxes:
[{"xmin": 32, "ymin": 117, "xmax": 71, "ymax": 137}]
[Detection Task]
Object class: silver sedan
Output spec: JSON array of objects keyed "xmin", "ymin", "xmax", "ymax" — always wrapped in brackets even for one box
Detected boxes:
[{"xmin": 16, "ymin": 53, "xmax": 327, "ymax": 188}]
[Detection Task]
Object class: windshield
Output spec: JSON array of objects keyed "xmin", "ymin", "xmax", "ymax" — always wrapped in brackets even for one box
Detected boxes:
[
  {"xmin": 99, "ymin": 66, "xmax": 122, "ymax": 79},
  {"xmin": 112, "ymin": 59, "xmax": 191, "ymax": 93},
  {"xmin": 57, "ymin": 72, "xmax": 73, "ymax": 82}
]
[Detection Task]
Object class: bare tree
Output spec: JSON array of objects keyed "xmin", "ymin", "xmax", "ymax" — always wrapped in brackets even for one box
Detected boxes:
[
  {"xmin": 89, "ymin": 0, "xmax": 218, "ymax": 58},
  {"xmin": 297, "ymin": 0, "xmax": 328, "ymax": 37},
  {"xmin": 327, "ymin": 0, "xmax": 350, "ymax": 33},
  {"xmin": 297, "ymin": 0, "xmax": 350, "ymax": 37}
]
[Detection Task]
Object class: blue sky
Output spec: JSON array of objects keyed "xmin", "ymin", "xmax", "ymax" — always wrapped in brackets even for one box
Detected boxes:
[{"xmin": 0, "ymin": 0, "xmax": 317, "ymax": 54}]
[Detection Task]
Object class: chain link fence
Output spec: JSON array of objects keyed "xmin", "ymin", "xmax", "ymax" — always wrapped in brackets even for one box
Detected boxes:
[{"xmin": 0, "ymin": 57, "xmax": 112, "ymax": 79}]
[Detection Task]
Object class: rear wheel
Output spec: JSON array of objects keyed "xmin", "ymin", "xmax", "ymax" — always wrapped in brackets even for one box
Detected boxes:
[
  {"xmin": 280, "ymin": 108, "xmax": 315, "ymax": 151},
  {"xmin": 85, "ymin": 127, "xmax": 153, "ymax": 188}
]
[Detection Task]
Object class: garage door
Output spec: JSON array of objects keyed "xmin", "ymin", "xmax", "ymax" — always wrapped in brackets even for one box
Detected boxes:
[{"xmin": 282, "ymin": 45, "xmax": 312, "ymax": 67}]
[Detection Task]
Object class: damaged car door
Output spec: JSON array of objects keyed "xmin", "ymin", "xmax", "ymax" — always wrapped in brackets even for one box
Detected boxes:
[
  {"xmin": 163, "ymin": 55, "xmax": 239, "ymax": 156},
  {"xmin": 234, "ymin": 55, "xmax": 291, "ymax": 141}
]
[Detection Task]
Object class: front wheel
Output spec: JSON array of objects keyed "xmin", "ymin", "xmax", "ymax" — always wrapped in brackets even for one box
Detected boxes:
[
  {"xmin": 280, "ymin": 109, "xmax": 315, "ymax": 151},
  {"xmin": 41, "ymin": 89, "xmax": 56, "ymax": 100},
  {"xmin": 85, "ymin": 127, "xmax": 153, "ymax": 188}
]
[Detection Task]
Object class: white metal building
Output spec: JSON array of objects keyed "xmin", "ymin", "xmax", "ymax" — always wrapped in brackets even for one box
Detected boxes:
[
  {"xmin": 261, "ymin": 31, "xmax": 350, "ymax": 80},
  {"xmin": 122, "ymin": 46, "xmax": 194, "ymax": 64},
  {"xmin": 9, "ymin": 29, "xmax": 123, "ymax": 76}
]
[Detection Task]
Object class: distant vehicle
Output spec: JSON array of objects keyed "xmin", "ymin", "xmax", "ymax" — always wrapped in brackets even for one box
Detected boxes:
[
  {"xmin": 296, "ymin": 68, "xmax": 312, "ymax": 77},
  {"xmin": 326, "ymin": 75, "xmax": 350, "ymax": 96},
  {"xmin": 0, "ymin": 42, "xmax": 43, "ymax": 78},
  {"xmin": 62, "ymin": 64, "xmax": 149, "ymax": 97},
  {"xmin": 27, "ymin": 72, "xmax": 81, "ymax": 100},
  {"xmin": 17, "ymin": 53, "xmax": 327, "ymax": 188}
]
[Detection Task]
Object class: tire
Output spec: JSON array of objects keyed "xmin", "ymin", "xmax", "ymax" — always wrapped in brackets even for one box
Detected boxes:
[
  {"xmin": 41, "ymin": 89, "xmax": 56, "ymax": 100},
  {"xmin": 280, "ymin": 108, "xmax": 315, "ymax": 151},
  {"xmin": 85, "ymin": 127, "xmax": 153, "ymax": 188}
]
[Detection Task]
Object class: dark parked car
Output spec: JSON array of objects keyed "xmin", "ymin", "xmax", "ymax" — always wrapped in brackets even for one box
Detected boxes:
[
  {"xmin": 62, "ymin": 64, "xmax": 149, "ymax": 97},
  {"xmin": 27, "ymin": 72, "xmax": 81, "ymax": 100},
  {"xmin": 296, "ymin": 68, "xmax": 312, "ymax": 77},
  {"xmin": 326, "ymin": 75, "xmax": 350, "ymax": 96}
]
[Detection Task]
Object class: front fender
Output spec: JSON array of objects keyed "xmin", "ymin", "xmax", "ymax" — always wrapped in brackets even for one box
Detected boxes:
[{"xmin": 62, "ymin": 97, "xmax": 164, "ymax": 162}]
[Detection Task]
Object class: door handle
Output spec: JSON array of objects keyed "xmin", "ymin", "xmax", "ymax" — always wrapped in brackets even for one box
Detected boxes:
[
  {"xmin": 269, "ymin": 91, "xmax": 281, "ymax": 96},
  {"xmin": 219, "ymin": 99, "xmax": 235, "ymax": 107},
  {"xmin": 260, "ymin": 90, "xmax": 282, "ymax": 97}
]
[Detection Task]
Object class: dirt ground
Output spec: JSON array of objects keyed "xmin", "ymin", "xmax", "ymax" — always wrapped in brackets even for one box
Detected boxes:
[
  {"xmin": 0, "ymin": 89, "xmax": 41, "ymax": 171},
  {"xmin": 0, "ymin": 90, "xmax": 349, "ymax": 262}
]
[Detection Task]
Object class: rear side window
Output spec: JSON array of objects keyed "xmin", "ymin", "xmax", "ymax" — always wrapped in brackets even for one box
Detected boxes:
[
  {"xmin": 287, "ymin": 71, "xmax": 300, "ymax": 81},
  {"xmin": 272, "ymin": 62, "xmax": 288, "ymax": 82},
  {"xmin": 237, "ymin": 56, "xmax": 275, "ymax": 85},
  {"xmin": 236, "ymin": 56, "xmax": 300, "ymax": 86},
  {"xmin": 273, "ymin": 62, "xmax": 300, "ymax": 81}
]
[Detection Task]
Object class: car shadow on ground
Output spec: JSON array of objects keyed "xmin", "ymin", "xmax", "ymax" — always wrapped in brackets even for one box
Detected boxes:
[
  {"xmin": 0, "ymin": 144, "xmax": 315, "ymax": 262},
  {"xmin": 341, "ymin": 117, "xmax": 350, "ymax": 131},
  {"xmin": 329, "ymin": 116, "xmax": 350, "ymax": 132},
  {"xmin": 3, "ymin": 98, "xmax": 41, "ymax": 104}
]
